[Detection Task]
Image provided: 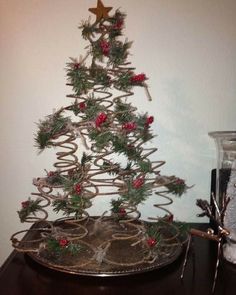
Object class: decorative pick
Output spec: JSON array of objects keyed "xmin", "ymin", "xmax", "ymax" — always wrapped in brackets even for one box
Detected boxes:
[
  {"xmin": 181, "ymin": 194, "xmax": 230, "ymax": 294},
  {"xmin": 88, "ymin": 0, "xmax": 112, "ymax": 21}
]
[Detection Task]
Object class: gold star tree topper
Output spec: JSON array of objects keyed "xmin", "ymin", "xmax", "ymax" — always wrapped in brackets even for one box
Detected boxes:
[{"xmin": 89, "ymin": 0, "xmax": 113, "ymax": 21}]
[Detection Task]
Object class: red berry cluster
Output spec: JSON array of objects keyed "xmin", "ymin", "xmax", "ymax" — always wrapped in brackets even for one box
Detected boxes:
[
  {"xmin": 132, "ymin": 176, "xmax": 144, "ymax": 189},
  {"xmin": 79, "ymin": 102, "xmax": 86, "ymax": 111},
  {"xmin": 112, "ymin": 19, "xmax": 123, "ymax": 30},
  {"xmin": 145, "ymin": 116, "xmax": 154, "ymax": 126},
  {"xmin": 130, "ymin": 73, "xmax": 146, "ymax": 84},
  {"xmin": 59, "ymin": 238, "xmax": 69, "ymax": 247},
  {"xmin": 122, "ymin": 121, "xmax": 137, "ymax": 132},
  {"xmin": 74, "ymin": 183, "xmax": 82, "ymax": 195},
  {"xmin": 21, "ymin": 201, "xmax": 30, "ymax": 209},
  {"xmin": 95, "ymin": 112, "xmax": 107, "ymax": 127},
  {"xmin": 147, "ymin": 237, "xmax": 157, "ymax": 247},
  {"xmin": 100, "ymin": 40, "xmax": 110, "ymax": 56}
]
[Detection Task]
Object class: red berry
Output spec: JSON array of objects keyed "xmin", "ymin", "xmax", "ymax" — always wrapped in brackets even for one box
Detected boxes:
[
  {"xmin": 100, "ymin": 40, "xmax": 110, "ymax": 56},
  {"xmin": 113, "ymin": 19, "xmax": 123, "ymax": 30},
  {"xmin": 48, "ymin": 171, "xmax": 55, "ymax": 177},
  {"xmin": 147, "ymin": 237, "xmax": 157, "ymax": 247},
  {"xmin": 122, "ymin": 121, "xmax": 137, "ymax": 132},
  {"xmin": 73, "ymin": 63, "xmax": 80, "ymax": 69},
  {"xmin": 163, "ymin": 214, "xmax": 174, "ymax": 222},
  {"xmin": 167, "ymin": 214, "xmax": 174, "ymax": 222},
  {"xmin": 130, "ymin": 73, "xmax": 146, "ymax": 83},
  {"xmin": 132, "ymin": 176, "xmax": 145, "ymax": 189},
  {"xmin": 79, "ymin": 102, "xmax": 86, "ymax": 111},
  {"xmin": 95, "ymin": 112, "xmax": 107, "ymax": 127},
  {"xmin": 21, "ymin": 201, "xmax": 30, "ymax": 209},
  {"xmin": 59, "ymin": 238, "xmax": 69, "ymax": 247},
  {"xmin": 74, "ymin": 183, "xmax": 82, "ymax": 194},
  {"xmin": 146, "ymin": 116, "xmax": 154, "ymax": 125},
  {"xmin": 119, "ymin": 207, "xmax": 126, "ymax": 216}
]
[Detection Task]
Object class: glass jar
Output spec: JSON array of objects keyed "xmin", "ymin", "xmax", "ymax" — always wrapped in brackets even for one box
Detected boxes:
[{"xmin": 209, "ymin": 131, "xmax": 236, "ymax": 263}]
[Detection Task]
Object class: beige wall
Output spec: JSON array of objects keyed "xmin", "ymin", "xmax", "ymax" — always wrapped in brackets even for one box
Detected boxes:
[{"xmin": 1, "ymin": 0, "xmax": 236, "ymax": 265}]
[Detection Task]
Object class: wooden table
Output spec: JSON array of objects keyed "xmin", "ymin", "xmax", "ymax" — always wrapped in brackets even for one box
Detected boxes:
[{"xmin": 1, "ymin": 223, "xmax": 236, "ymax": 295}]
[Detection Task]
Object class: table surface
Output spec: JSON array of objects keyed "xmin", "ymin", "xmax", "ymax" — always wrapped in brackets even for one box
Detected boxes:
[{"xmin": 1, "ymin": 223, "xmax": 236, "ymax": 295}]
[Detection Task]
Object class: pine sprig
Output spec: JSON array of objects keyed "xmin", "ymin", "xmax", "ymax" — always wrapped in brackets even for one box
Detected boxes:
[
  {"xmin": 135, "ymin": 114, "xmax": 154, "ymax": 142},
  {"xmin": 111, "ymin": 135, "xmax": 142, "ymax": 161},
  {"xmin": 52, "ymin": 199, "xmax": 68, "ymax": 214},
  {"xmin": 80, "ymin": 20, "xmax": 100, "ymax": 40},
  {"xmin": 107, "ymin": 10, "xmax": 125, "ymax": 24},
  {"xmin": 109, "ymin": 40, "xmax": 132, "ymax": 66},
  {"xmin": 68, "ymin": 100, "xmax": 81, "ymax": 116},
  {"xmin": 61, "ymin": 171, "xmax": 83, "ymax": 194},
  {"xmin": 70, "ymin": 194, "xmax": 84, "ymax": 210},
  {"xmin": 81, "ymin": 152, "xmax": 92, "ymax": 166},
  {"xmin": 84, "ymin": 97, "xmax": 106, "ymax": 120},
  {"xmin": 146, "ymin": 223, "xmax": 162, "ymax": 242},
  {"xmin": 138, "ymin": 160, "xmax": 152, "ymax": 173},
  {"xmin": 62, "ymin": 177, "xmax": 78, "ymax": 194},
  {"xmin": 114, "ymin": 99, "xmax": 135, "ymax": 123},
  {"xmin": 46, "ymin": 237, "xmax": 82, "ymax": 257},
  {"xmin": 110, "ymin": 198, "xmax": 123, "ymax": 213},
  {"xmin": 121, "ymin": 178, "xmax": 151, "ymax": 206},
  {"xmin": 92, "ymin": 131, "xmax": 114, "ymax": 150},
  {"xmin": 46, "ymin": 171, "xmax": 64, "ymax": 186},
  {"xmin": 101, "ymin": 160, "xmax": 120, "ymax": 175},
  {"xmin": 114, "ymin": 71, "xmax": 133, "ymax": 91},
  {"xmin": 52, "ymin": 194, "xmax": 91, "ymax": 218},
  {"xmin": 165, "ymin": 178, "xmax": 187, "ymax": 197},
  {"xmin": 66, "ymin": 63, "xmax": 94, "ymax": 95},
  {"xmin": 35, "ymin": 112, "xmax": 70, "ymax": 151},
  {"xmin": 108, "ymin": 10, "xmax": 126, "ymax": 39},
  {"xmin": 18, "ymin": 198, "xmax": 42, "ymax": 222},
  {"xmin": 91, "ymin": 40, "xmax": 106, "ymax": 63},
  {"xmin": 90, "ymin": 66, "xmax": 111, "ymax": 87}
]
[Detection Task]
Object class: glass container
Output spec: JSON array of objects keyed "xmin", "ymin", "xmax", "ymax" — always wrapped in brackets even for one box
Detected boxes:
[{"xmin": 209, "ymin": 131, "xmax": 236, "ymax": 263}]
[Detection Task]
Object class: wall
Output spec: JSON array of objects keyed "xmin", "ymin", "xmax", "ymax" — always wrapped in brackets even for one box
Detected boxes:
[{"xmin": 0, "ymin": 0, "xmax": 236, "ymax": 265}]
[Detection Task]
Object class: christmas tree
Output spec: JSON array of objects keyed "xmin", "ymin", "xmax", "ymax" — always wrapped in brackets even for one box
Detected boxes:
[{"xmin": 11, "ymin": 1, "xmax": 188, "ymax": 274}]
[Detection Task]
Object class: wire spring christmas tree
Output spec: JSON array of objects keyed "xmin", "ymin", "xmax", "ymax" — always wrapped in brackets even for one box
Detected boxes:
[{"xmin": 11, "ymin": 1, "xmax": 188, "ymax": 273}]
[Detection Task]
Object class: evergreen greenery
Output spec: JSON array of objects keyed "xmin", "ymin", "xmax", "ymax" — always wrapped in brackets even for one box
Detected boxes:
[
  {"xmin": 46, "ymin": 237, "xmax": 82, "ymax": 256},
  {"xmin": 35, "ymin": 112, "xmax": 70, "ymax": 150},
  {"xmin": 17, "ymin": 198, "xmax": 42, "ymax": 222},
  {"xmin": 121, "ymin": 178, "xmax": 151, "ymax": 206}
]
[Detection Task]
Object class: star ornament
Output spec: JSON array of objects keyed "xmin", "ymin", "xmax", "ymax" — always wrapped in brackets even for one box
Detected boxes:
[{"xmin": 89, "ymin": 0, "xmax": 113, "ymax": 21}]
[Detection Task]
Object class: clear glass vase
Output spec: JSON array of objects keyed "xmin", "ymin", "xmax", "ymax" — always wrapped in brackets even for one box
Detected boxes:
[{"xmin": 209, "ymin": 131, "xmax": 236, "ymax": 263}]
